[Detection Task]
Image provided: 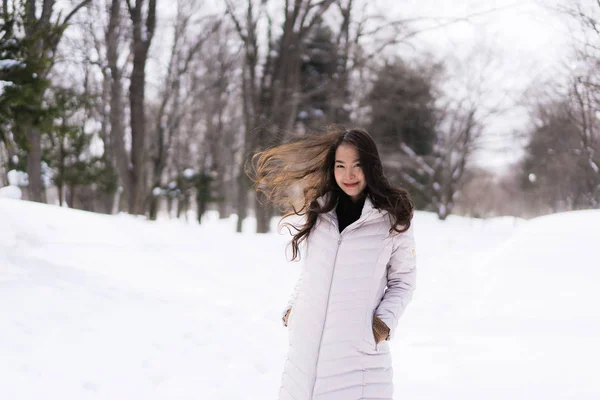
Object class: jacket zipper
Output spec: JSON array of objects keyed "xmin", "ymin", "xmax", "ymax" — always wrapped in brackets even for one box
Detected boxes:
[
  {"xmin": 310, "ymin": 234, "xmax": 343, "ymax": 399},
  {"xmin": 333, "ymin": 212, "xmax": 380, "ymax": 353},
  {"xmin": 309, "ymin": 207, "xmax": 379, "ymax": 397}
]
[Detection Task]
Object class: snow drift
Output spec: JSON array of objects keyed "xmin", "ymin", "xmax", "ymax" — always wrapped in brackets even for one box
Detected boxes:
[{"xmin": 0, "ymin": 198, "xmax": 597, "ymax": 399}]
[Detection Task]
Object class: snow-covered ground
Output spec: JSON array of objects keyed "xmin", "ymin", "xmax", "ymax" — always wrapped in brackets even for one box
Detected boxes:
[{"xmin": 0, "ymin": 198, "xmax": 597, "ymax": 399}]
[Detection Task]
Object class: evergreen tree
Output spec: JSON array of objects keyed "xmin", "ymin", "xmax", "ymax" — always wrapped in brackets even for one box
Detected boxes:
[
  {"xmin": 367, "ymin": 59, "xmax": 439, "ymax": 156},
  {"xmin": 297, "ymin": 20, "xmax": 344, "ymax": 130},
  {"xmin": 0, "ymin": 9, "xmax": 53, "ymax": 153},
  {"xmin": 366, "ymin": 59, "xmax": 441, "ymax": 210},
  {"xmin": 1, "ymin": 0, "xmax": 91, "ymax": 202},
  {"xmin": 44, "ymin": 87, "xmax": 117, "ymax": 207}
]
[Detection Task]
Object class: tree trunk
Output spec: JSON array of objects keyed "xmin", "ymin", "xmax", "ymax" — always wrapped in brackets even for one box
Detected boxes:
[
  {"xmin": 26, "ymin": 127, "xmax": 44, "ymax": 202},
  {"xmin": 167, "ymin": 195, "xmax": 174, "ymax": 218},
  {"xmin": 107, "ymin": 0, "xmax": 132, "ymax": 212},
  {"xmin": 68, "ymin": 185, "xmax": 76, "ymax": 209},
  {"xmin": 57, "ymin": 182, "xmax": 63, "ymax": 207},
  {"xmin": 148, "ymin": 195, "xmax": 159, "ymax": 220},
  {"xmin": 437, "ymin": 201, "xmax": 449, "ymax": 220},
  {"xmin": 255, "ymin": 192, "xmax": 273, "ymax": 233},
  {"xmin": 127, "ymin": 0, "xmax": 156, "ymax": 216},
  {"xmin": 0, "ymin": 142, "xmax": 8, "ymax": 187},
  {"xmin": 217, "ymin": 178, "xmax": 230, "ymax": 218},
  {"xmin": 176, "ymin": 195, "xmax": 186, "ymax": 219},
  {"xmin": 236, "ymin": 172, "xmax": 249, "ymax": 233},
  {"xmin": 128, "ymin": 41, "xmax": 148, "ymax": 215},
  {"xmin": 197, "ymin": 192, "xmax": 207, "ymax": 224}
]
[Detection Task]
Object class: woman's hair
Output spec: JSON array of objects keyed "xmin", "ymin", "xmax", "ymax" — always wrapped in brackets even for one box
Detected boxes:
[{"xmin": 248, "ymin": 126, "xmax": 414, "ymax": 261}]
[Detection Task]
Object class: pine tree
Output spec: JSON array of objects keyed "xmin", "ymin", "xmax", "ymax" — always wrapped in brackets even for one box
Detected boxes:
[
  {"xmin": 367, "ymin": 59, "xmax": 439, "ymax": 156},
  {"xmin": 44, "ymin": 87, "xmax": 117, "ymax": 208},
  {"xmin": 297, "ymin": 20, "xmax": 346, "ymax": 131},
  {"xmin": 0, "ymin": 9, "xmax": 53, "ymax": 154}
]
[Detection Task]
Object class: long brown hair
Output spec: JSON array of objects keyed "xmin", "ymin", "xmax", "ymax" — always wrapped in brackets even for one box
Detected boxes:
[{"xmin": 248, "ymin": 126, "xmax": 414, "ymax": 261}]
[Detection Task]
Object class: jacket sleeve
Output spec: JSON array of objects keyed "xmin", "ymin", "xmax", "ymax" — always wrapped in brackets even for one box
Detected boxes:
[
  {"xmin": 281, "ymin": 215, "xmax": 309, "ymax": 327},
  {"xmin": 374, "ymin": 224, "xmax": 417, "ymax": 340},
  {"xmin": 281, "ymin": 271, "xmax": 303, "ymax": 327}
]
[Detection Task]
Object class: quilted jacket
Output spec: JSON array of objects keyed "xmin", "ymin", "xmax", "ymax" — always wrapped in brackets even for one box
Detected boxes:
[{"xmin": 278, "ymin": 194, "xmax": 417, "ymax": 400}]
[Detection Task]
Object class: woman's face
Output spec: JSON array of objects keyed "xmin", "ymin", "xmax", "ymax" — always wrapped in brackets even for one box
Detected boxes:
[{"xmin": 334, "ymin": 143, "xmax": 367, "ymax": 201}]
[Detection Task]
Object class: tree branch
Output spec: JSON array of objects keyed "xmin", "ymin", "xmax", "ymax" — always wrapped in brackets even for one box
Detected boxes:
[
  {"xmin": 40, "ymin": 0, "xmax": 56, "ymax": 26},
  {"xmin": 62, "ymin": 0, "xmax": 92, "ymax": 27},
  {"xmin": 225, "ymin": 0, "xmax": 247, "ymax": 42},
  {"xmin": 124, "ymin": 0, "xmax": 134, "ymax": 19},
  {"xmin": 363, "ymin": 2, "xmax": 524, "ymax": 61},
  {"xmin": 145, "ymin": 0, "xmax": 157, "ymax": 46}
]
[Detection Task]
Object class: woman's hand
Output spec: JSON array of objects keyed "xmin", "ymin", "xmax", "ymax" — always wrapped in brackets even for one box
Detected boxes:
[
  {"xmin": 284, "ymin": 307, "xmax": 292, "ymax": 327},
  {"xmin": 373, "ymin": 315, "xmax": 390, "ymax": 344}
]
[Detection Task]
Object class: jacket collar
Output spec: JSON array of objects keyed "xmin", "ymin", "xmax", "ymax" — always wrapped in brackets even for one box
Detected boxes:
[{"xmin": 316, "ymin": 191, "xmax": 381, "ymax": 222}]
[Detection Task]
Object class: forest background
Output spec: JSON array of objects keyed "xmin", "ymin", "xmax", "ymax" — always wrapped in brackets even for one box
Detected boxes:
[{"xmin": 1, "ymin": 0, "xmax": 599, "ymax": 232}]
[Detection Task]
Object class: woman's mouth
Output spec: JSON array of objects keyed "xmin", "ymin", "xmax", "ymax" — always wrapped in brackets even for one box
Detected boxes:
[{"xmin": 344, "ymin": 182, "xmax": 359, "ymax": 188}]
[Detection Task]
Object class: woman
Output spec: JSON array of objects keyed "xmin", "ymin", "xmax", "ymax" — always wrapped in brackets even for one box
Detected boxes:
[{"xmin": 250, "ymin": 127, "xmax": 417, "ymax": 400}]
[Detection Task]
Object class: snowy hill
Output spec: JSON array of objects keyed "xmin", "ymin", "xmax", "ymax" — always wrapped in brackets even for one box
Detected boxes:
[{"xmin": 0, "ymin": 198, "xmax": 598, "ymax": 399}]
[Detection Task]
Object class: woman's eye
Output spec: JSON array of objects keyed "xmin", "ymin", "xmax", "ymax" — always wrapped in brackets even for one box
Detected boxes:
[{"xmin": 336, "ymin": 165, "xmax": 344, "ymax": 168}]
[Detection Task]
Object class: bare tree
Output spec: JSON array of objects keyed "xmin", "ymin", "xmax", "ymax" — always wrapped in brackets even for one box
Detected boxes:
[
  {"xmin": 391, "ymin": 48, "xmax": 505, "ymax": 220},
  {"xmin": 196, "ymin": 23, "xmax": 241, "ymax": 220},
  {"xmin": 567, "ymin": 69, "xmax": 600, "ymax": 205},
  {"xmin": 124, "ymin": 0, "xmax": 156, "ymax": 214},
  {"xmin": 546, "ymin": 1, "xmax": 600, "ymax": 206},
  {"xmin": 397, "ymin": 102, "xmax": 480, "ymax": 220},
  {"xmin": 226, "ymin": 0, "xmax": 336, "ymax": 233},
  {"xmin": 225, "ymin": 0, "xmax": 268, "ymax": 232},
  {"xmin": 147, "ymin": 2, "xmax": 221, "ymax": 220},
  {"xmin": 520, "ymin": 76, "xmax": 600, "ymax": 211}
]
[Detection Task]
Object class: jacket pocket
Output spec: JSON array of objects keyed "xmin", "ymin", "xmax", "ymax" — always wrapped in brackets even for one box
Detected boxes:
[{"xmin": 362, "ymin": 309, "xmax": 388, "ymax": 353}]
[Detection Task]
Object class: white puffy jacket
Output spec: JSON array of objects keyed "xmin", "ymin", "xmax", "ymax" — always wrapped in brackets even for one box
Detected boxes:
[{"xmin": 278, "ymin": 194, "xmax": 417, "ymax": 400}]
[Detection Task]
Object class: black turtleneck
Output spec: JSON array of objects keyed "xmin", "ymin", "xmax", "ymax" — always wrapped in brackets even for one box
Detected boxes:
[{"xmin": 335, "ymin": 192, "xmax": 366, "ymax": 233}]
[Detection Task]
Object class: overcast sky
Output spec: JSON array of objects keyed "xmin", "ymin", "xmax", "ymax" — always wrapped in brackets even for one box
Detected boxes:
[{"xmin": 365, "ymin": 0, "xmax": 573, "ymax": 172}]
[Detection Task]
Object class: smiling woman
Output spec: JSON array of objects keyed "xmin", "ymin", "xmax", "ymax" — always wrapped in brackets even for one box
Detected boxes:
[
  {"xmin": 248, "ymin": 126, "xmax": 418, "ymax": 400},
  {"xmin": 334, "ymin": 144, "xmax": 367, "ymax": 200}
]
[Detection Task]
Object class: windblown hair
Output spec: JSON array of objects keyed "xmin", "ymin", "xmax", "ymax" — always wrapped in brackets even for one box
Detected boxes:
[{"xmin": 247, "ymin": 126, "xmax": 414, "ymax": 261}]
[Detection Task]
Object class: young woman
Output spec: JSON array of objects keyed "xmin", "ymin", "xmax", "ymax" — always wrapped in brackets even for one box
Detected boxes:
[{"xmin": 251, "ymin": 127, "xmax": 417, "ymax": 400}]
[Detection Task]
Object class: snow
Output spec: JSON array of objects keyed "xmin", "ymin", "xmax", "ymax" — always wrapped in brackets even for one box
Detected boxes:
[
  {"xmin": 7, "ymin": 169, "xmax": 28, "ymax": 186},
  {"xmin": 183, "ymin": 168, "xmax": 196, "ymax": 179},
  {"xmin": 0, "ymin": 59, "xmax": 23, "ymax": 70},
  {"xmin": 0, "ymin": 198, "xmax": 598, "ymax": 399},
  {"xmin": 0, "ymin": 185, "xmax": 21, "ymax": 199},
  {"xmin": 529, "ymin": 173, "xmax": 537, "ymax": 183},
  {"xmin": 0, "ymin": 79, "xmax": 13, "ymax": 96}
]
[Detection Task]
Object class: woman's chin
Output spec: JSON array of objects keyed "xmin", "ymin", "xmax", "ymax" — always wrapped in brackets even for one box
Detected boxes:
[{"xmin": 343, "ymin": 189, "xmax": 363, "ymax": 199}]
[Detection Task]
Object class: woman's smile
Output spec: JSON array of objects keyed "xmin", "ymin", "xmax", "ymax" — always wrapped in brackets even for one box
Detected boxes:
[{"xmin": 334, "ymin": 144, "xmax": 367, "ymax": 199}]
